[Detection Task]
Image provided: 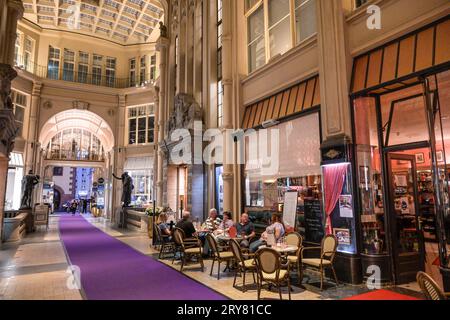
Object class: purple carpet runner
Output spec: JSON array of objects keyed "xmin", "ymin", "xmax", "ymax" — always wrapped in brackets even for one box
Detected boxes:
[{"xmin": 59, "ymin": 215, "xmax": 226, "ymax": 300}]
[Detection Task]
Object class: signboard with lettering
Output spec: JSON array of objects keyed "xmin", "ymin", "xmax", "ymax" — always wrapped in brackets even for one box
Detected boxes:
[{"xmin": 304, "ymin": 199, "xmax": 324, "ymax": 244}]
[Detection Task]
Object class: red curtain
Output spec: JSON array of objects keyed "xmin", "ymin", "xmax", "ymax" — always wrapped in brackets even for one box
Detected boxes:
[{"xmin": 323, "ymin": 163, "xmax": 349, "ymax": 235}]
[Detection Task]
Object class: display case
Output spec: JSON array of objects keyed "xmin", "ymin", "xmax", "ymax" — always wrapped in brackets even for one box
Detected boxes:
[{"xmin": 417, "ymin": 170, "xmax": 437, "ymax": 242}]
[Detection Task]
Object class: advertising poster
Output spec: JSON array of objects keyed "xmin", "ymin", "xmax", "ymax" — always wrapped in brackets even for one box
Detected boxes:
[{"xmin": 339, "ymin": 195, "xmax": 353, "ymax": 218}]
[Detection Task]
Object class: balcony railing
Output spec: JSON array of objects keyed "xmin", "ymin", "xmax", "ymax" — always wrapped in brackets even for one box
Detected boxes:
[
  {"xmin": 45, "ymin": 149, "xmax": 106, "ymax": 162},
  {"xmin": 14, "ymin": 55, "xmax": 156, "ymax": 89}
]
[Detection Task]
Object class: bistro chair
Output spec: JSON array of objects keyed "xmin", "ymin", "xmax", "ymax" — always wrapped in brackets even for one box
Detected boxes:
[
  {"xmin": 229, "ymin": 239, "xmax": 257, "ymax": 292},
  {"xmin": 206, "ymin": 234, "xmax": 235, "ymax": 280},
  {"xmin": 300, "ymin": 234, "xmax": 339, "ymax": 290},
  {"xmin": 285, "ymin": 233, "xmax": 303, "ymax": 284},
  {"xmin": 255, "ymin": 248, "xmax": 291, "ymax": 300},
  {"xmin": 153, "ymin": 223, "xmax": 175, "ymax": 259},
  {"xmin": 417, "ymin": 271, "xmax": 450, "ymax": 300},
  {"xmin": 172, "ymin": 228, "xmax": 204, "ymax": 272}
]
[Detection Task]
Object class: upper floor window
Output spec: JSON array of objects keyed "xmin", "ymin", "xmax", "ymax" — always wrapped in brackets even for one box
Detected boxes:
[
  {"xmin": 127, "ymin": 104, "xmax": 155, "ymax": 145},
  {"xmin": 140, "ymin": 55, "xmax": 147, "ymax": 84},
  {"xmin": 92, "ymin": 54, "xmax": 103, "ymax": 85},
  {"xmin": 130, "ymin": 58, "xmax": 136, "ymax": 87},
  {"xmin": 14, "ymin": 32, "xmax": 22, "ymax": 66},
  {"xmin": 63, "ymin": 49, "xmax": 75, "ymax": 81},
  {"xmin": 247, "ymin": 0, "xmax": 317, "ymax": 73},
  {"xmin": 217, "ymin": 0, "xmax": 223, "ymax": 127},
  {"xmin": 78, "ymin": 52, "xmax": 89, "ymax": 83},
  {"xmin": 48, "ymin": 46, "xmax": 60, "ymax": 80},
  {"xmin": 150, "ymin": 54, "xmax": 157, "ymax": 80},
  {"xmin": 24, "ymin": 37, "xmax": 34, "ymax": 72},
  {"xmin": 355, "ymin": 0, "xmax": 369, "ymax": 8},
  {"xmin": 106, "ymin": 57, "xmax": 116, "ymax": 87},
  {"xmin": 11, "ymin": 91, "xmax": 28, "ymax": 137}
]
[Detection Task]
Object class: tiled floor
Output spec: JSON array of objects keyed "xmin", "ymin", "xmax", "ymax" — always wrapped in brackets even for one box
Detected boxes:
[{"xmin": 0, "ymin": 214, "xmax": 425, "ymax": 300}]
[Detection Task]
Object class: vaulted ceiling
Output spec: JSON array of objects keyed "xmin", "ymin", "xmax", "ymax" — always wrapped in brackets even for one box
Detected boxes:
[{"xmin": 22, "ymin": 0, "xmax": 164, "ymax": 45}]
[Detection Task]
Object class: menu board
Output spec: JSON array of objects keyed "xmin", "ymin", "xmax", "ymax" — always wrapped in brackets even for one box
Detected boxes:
[
  {"xmin": 304, "ymin": 199, "xmax": 324, "ymax": 243},
  {"xmin": 283, "ymin": 191, "xmax": 298, "ymax": 229}
]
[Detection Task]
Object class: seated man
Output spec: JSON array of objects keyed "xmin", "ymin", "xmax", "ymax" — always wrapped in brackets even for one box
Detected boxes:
[
  {"xmin": 204, "ymin": 208, "xmax": 222, "ymax": 232},
  {"xmin": 236, "ymin": 213, "xmax": 256, "ymax": 248},
  {"xmin": 175, "ymin": 211, "xmax": 198, "ymax": 239}
]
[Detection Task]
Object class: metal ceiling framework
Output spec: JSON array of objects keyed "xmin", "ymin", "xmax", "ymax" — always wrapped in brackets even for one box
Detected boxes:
[{"xmin": 22, "ymin": 0, "xmax": 164, "ymax": 45}]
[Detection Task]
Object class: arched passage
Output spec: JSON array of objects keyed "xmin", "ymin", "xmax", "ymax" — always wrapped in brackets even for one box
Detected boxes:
[{"xmin": 39, "ymin": 110, "xmax": 115, "ymax": 153}]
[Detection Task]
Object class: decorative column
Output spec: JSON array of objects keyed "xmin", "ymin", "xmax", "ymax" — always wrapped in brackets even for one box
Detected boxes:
[
  {"xmin": 316, "ymin": 0, "xmax": 352, "ymax": 142},
  {"xmin": 0, "ymin": 0, "xmax": 24, "ymax": 244},
  {"xmin": 316, "ymin": 0, "xmax": 361, "ymax": 285},
  {"xmin": 24, "ymin": 81, "xmax": 42, "ymax": 174},
  {"xmin": 152, "ymin": 86, "xmax": 160, "ymax": 205},
  {"xmin": 112, "ymin": 94, "xmax": 126, "ymax": 224},
  {"xmin": 221, "ymin": 0, "xmax": 234, "ymax": 213},
  {"xmin": 185, "ymin": 0, "xmax": 195, "ymax": 95},
  {"xmin": 156, "ymin": 34, "xmax": 170, "ymax": 207}
]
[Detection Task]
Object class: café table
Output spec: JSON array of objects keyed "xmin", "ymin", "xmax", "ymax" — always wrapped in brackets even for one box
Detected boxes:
[{"xmin": 258, "ymin": 244, "xmax": 298, "ymax": 255}]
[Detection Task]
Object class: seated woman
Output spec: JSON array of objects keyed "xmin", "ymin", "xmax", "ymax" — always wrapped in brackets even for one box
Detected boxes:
[
  {"xmin": 214, "ymin": 211, "xmax": 234, "ymax": 236},
  {"xmin": 249, "ymin": 213, "xmax": 285, "ymax": 253},
  {"xmin": 157, "ymin": 213, "xmax": 172, "ymax": 242}
]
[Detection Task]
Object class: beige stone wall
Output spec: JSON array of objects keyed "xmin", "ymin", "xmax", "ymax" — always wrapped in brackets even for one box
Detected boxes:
[{"xmin": 17, "ymin": 19, "xmax": 158, "ymax": 80}]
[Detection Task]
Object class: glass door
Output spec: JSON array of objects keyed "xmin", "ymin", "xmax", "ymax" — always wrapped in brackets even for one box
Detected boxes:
[{"xmin": 387, "ymin": 153, "xmax": 425, "ymax": 284}]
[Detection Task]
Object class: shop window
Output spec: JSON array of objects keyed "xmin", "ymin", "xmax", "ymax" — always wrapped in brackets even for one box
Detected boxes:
[
  {"xmin": 5, "ymin": 153, "xmax": 24, "ymax": 211},
  {"xmin": 381, "ymin": 90, "xmax": 429, "ymax": 147},
  {"xmin": 48, "ymin": 46, "xmax": 60, "ymax": 80},
  {"xmin": 127, "ymin": 104, "xmax": 155, "ymax": 145},
  {"xmin": 353, "ymin": 97, "xmax": 387, "ymax": 255},
  {"xmin": 244, "ymin": 112, "xmax": 322, "ymax": 238}
]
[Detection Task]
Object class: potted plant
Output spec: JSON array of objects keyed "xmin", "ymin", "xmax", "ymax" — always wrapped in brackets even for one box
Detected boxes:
[{"xmin": 145, "ymin": 206, "xmax": 163, "ymax": 239}]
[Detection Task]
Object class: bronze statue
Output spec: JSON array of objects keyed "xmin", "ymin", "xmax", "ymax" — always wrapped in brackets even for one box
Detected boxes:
[
  {"xmin": 20, "ymin": 170, "xmax": 40, "ymax": 209},
  {"xmin": 112, "ymin": 172, "xmax": 134, "ymax": 207},
  {"xmin": 159, "ymin": 21, "xmax": 168, "ymax": 38}
]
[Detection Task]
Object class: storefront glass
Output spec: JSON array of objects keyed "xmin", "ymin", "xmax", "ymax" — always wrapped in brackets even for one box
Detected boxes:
[
  {"xmin": 244, "ymin": 112, "xmax": 322, "ymax": 238},
  {"xmin": 353, "ymin": 97, "xmax": 387, "ymax": 255},
  {"xmin": 5, "ymin": 153, "xmax": 24, "ymax": 211}
]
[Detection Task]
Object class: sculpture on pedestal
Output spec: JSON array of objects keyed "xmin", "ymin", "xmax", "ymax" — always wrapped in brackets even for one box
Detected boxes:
[
  {"xmin": 159, "ymin": 21, "xmax": 168, "ymax": 38},
  {"xmin": 113, "ymin": 172, "xmax": 134, "ymax": 207},
  {"xmin": 20, "ymin": 170, "xmax": 40, "ymax": 209}
]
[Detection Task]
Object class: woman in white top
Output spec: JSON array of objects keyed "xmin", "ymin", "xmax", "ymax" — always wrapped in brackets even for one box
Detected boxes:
[{"xmin": 249, "ymin": 213, "xmax": 285, "ymax": 253}]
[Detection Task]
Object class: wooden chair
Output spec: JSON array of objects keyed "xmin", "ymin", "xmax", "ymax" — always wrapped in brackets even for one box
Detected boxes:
[
  {"xmin": 417, "ymin": 271, "xmax": 450, "ymax": 300},
  {"xmin": 154, "ymin": 223, "xmax": 174, "ymax": 259},
  {"xmin": 255, "ymin": 248, "xmax": 291, "ymax": 300},
  {"xmin": 229, "ymin": 239, "xmax": 257, "ymax": 292},
  {"xmin": 285, "ymin": 233, "xmax": 303, "ymax": 284},
  {"xmin": 173, "ymin": 228, "xmax": 204, "ymax": 272},
  {"xmin": 206, "ymin": 233, "xmax": 235, "ymax": 280},
  {"xmin": 300, "ymin": 234, "xmax": 339, "ymax": 290}
]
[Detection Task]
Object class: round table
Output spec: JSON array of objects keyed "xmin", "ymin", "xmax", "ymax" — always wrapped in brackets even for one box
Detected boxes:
[{"xmin": 258, "ymin": 245, "xmax": 298, "ymax": 254}]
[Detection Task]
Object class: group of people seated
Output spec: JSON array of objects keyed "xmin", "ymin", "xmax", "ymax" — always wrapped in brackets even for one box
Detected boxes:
[{"xmin": 156, "ymin": 208, "xmax": 287, "ymax": 254}]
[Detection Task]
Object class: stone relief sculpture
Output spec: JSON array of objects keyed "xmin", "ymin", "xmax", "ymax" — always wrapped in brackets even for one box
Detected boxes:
[
  {"xmin": 166, "ymin": 93, "xmax": 203, "ymax": 137},
  {"xmin": 113, "ymin": 172, "xmax": 134, "ymax": 207}
]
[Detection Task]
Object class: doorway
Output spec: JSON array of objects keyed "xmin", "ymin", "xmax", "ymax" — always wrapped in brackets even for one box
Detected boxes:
[{"xmin": 386, "ymin": 152, "xmax": 425, "ymax": 283}]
